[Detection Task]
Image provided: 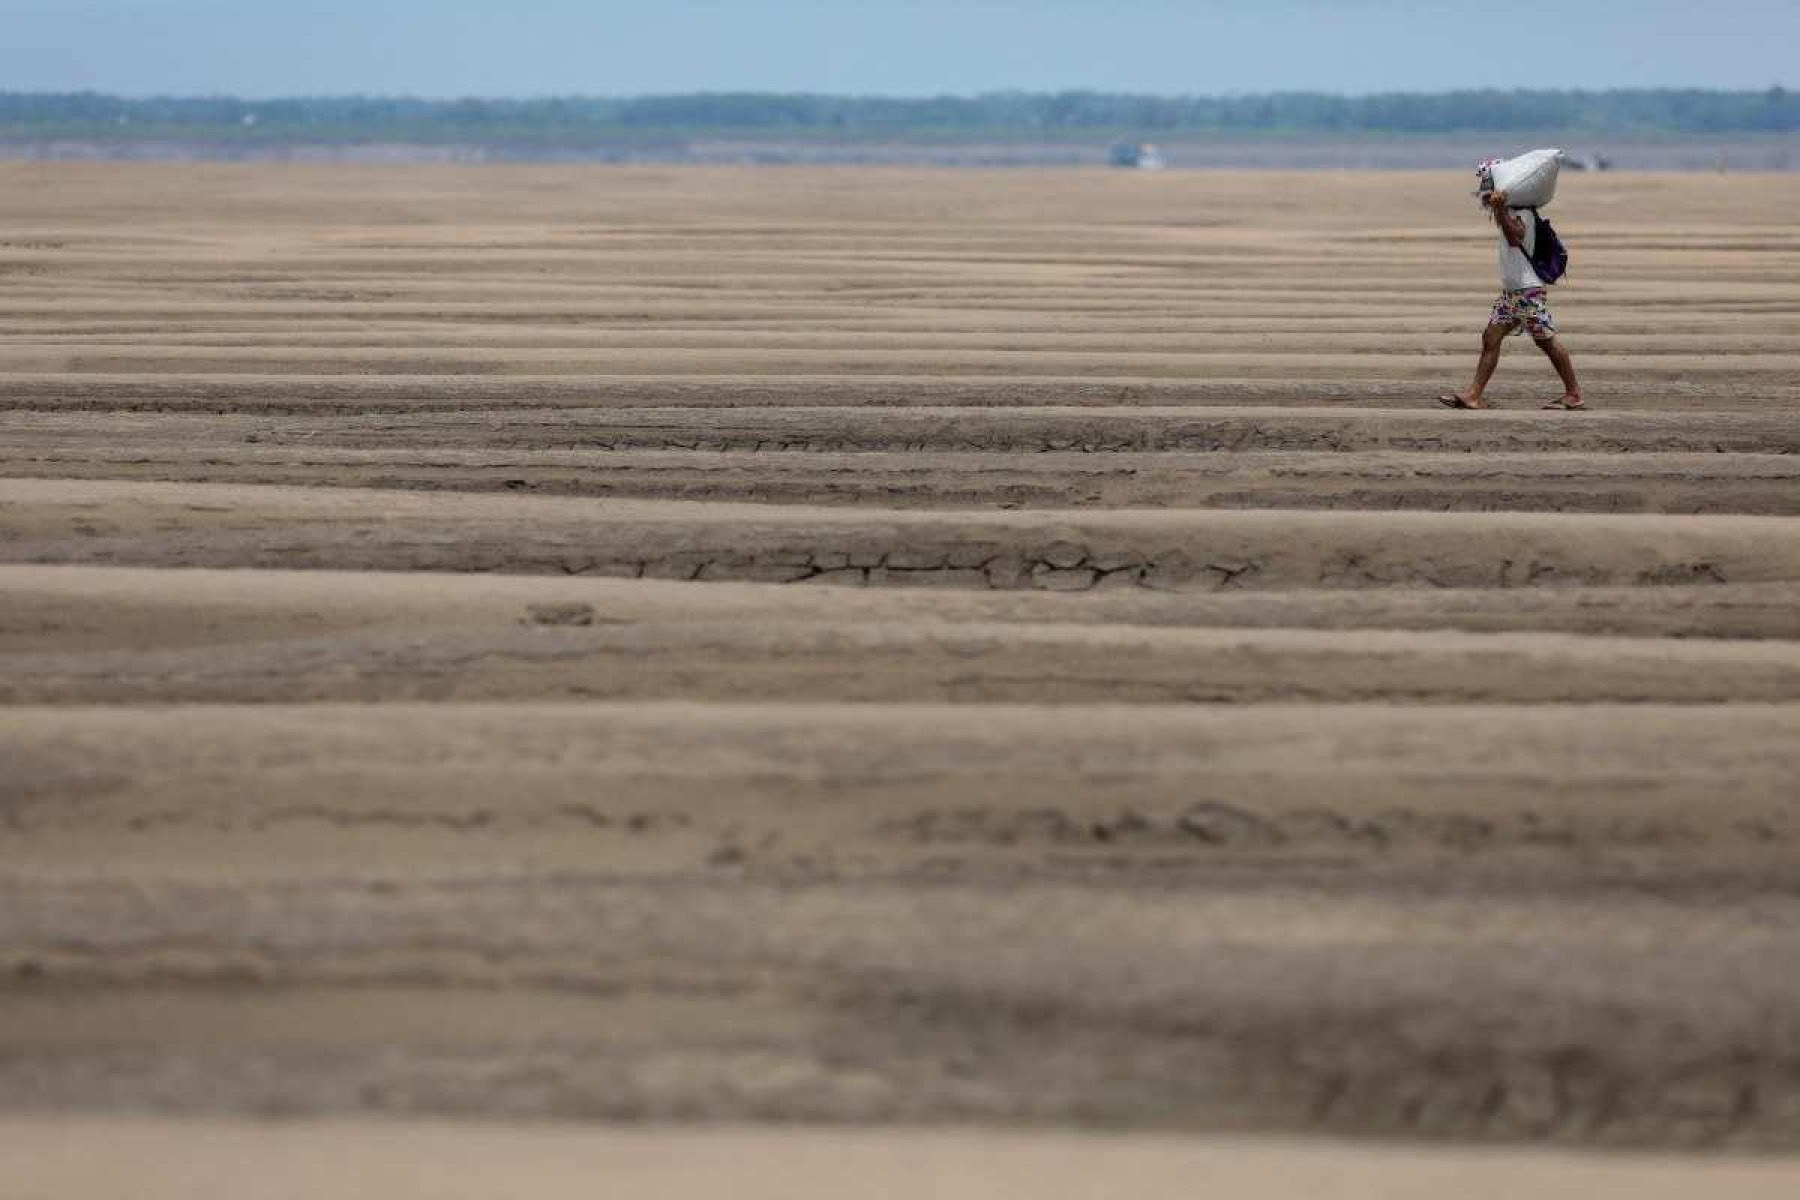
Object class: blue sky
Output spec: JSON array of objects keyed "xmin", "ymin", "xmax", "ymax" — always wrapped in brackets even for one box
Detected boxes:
[{"xmin": 5, "ymin": 0, "xmax": 1795, "ymax": 97}]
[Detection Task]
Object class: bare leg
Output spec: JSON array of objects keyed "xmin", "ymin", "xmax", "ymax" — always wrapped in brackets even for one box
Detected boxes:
[
  {"xmin": 1535, "ymin": 336, "xmax": 1584, "ymax": 407},
  {"xmin": 1441, "ymin": 324, "xmax": 1508, "ymax": 408}
]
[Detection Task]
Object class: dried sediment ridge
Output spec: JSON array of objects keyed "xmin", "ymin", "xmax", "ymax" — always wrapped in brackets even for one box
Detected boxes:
[
  {"xmin": 12, "ymin": 444, "xmax": 1800, "ymax": 514},
  {"xmin": 13, "ymin": 411, "xmax": 1800, "ymax": 514},
  {"xmin": 10, "ymin": 702, "xmax": 1800, "ymax": 864},
  {"xmin": 13, "ymin": 565, "xmax": 1800, "ymax": 645},
  {"xmin": 5, "ymin": 561, "xmax": 1800, "ymax": 704},
  {"xmin": 199, "ymin": 404, "xmax": 1800, "ymax": 456},
  {"xmin": 14, "ymin": 613, "xmax": 1800, "ymax": 706},
  {"xmin": 16, "ymin": 403, "xmax": 1793, "ymax": 454},
  {"xmin": 5, "ymin": 478, "xmax": 1797, "ymax": 589},
  {"xmin": 5, "ymin": 372, "xmax": 1793, "ymax": 413}
]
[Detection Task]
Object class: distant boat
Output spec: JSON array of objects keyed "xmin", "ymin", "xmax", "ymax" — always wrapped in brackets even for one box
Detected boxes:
[{"xmin": 1109, "ymin": 142, "xmax": 1167, "ymax": 170}]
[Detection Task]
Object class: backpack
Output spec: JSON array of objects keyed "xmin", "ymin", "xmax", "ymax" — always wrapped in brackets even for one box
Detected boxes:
[{"xmin": 1525, "ymin": 208, "xmax": 1569, "ymax": 284}]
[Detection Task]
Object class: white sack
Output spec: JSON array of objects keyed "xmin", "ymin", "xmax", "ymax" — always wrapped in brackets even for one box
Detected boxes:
[{"xmin": 1487, "ymin": 148, "xmax": 1567, "ymax": 209}]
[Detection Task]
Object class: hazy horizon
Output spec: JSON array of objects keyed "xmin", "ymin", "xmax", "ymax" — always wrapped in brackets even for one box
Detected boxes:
[{"xmin": 5, "ymin": 1, "xmax": 1795, "ymax": 99}]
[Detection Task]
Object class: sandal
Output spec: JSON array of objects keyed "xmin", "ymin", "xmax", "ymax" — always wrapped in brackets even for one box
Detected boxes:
[
  {"xmin": 1541, "ymin": 397, "xmax": 1587, "ymax": 410},
  {"xmin": 1438, "ymin": 394, "xmax": 1488, "ymax": 410}
]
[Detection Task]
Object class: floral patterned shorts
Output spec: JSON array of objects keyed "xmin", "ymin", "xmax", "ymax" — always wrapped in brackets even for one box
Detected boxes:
[{"xmin": 1489, "ymin": 288, "xmax": 1557, "ymax": 340}]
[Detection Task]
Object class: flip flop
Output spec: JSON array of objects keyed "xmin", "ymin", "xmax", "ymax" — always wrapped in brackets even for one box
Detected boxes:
[
  {"xmin": 1541, "ymin": 398, "xmax": 1587, "ymax": 410},
  {"xmin": 1438, "ymin": 394, "xmax": 1487, "ymax": 410}
]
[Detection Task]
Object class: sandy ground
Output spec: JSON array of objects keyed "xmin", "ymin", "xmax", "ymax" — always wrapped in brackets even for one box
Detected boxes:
[
  {"xmin": 4, "ymin": 165, "xmax": 1800, "ymax": 1188},
  {"xmin": 12, "ymin": 1121, "xmax": 1800, "ymax": 1200}
]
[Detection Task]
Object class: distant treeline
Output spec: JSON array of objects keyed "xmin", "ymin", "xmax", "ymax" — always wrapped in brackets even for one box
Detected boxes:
[{"xmin": 2, "ymin": 89, "xmax": 1795, "ymax": 144}]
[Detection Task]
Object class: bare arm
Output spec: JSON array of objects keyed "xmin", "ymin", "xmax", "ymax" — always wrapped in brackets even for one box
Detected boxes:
[{"xmin": 1487, "ymin": 193, "xmax": 1527, "ymax": 247}]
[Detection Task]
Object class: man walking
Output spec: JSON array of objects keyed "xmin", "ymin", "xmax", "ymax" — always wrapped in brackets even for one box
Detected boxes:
[{"xmin": 1439, "ymin": 168, "xmax": 1583, "ymax": 410}]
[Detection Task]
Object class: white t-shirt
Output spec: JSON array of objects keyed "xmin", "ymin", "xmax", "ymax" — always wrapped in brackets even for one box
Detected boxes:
[{"xmin": 1498, "ymin": 207, "xmax": 1542, "ymax": 292}]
